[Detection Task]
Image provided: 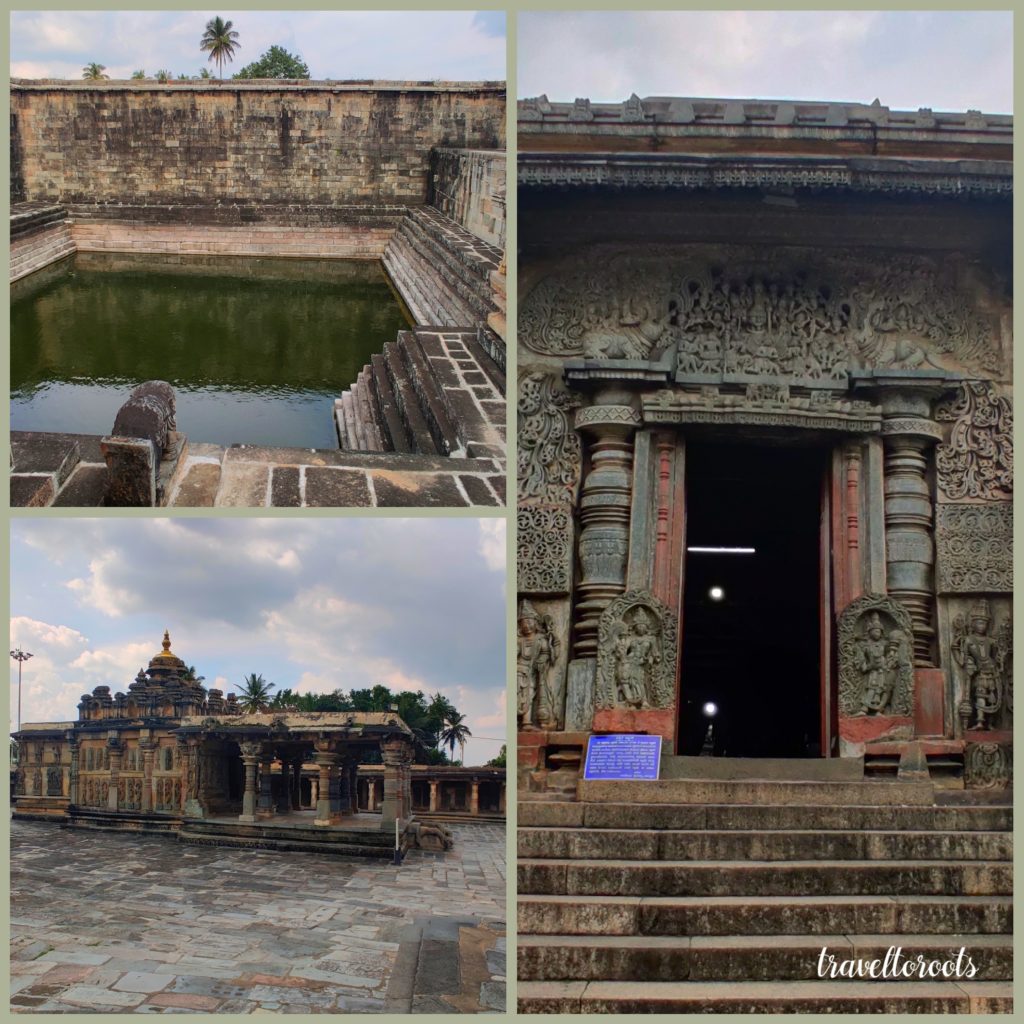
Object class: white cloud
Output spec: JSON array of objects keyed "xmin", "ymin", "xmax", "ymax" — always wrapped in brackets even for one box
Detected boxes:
[{"xmin": 477, "ymin": 519, "xmax": 506, "ymax": 572}]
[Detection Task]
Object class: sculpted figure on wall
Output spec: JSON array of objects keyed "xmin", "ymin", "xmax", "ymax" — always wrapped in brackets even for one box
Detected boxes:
[
  {"xmin": 964, "ymin": 741, "xmax": 1011, "ymax": 789},
  {"xmin": 596, "ymin": 591, "xmax": 678, "ymax": 710},
  {"xmin": 521, "ymin": 247, "xmax": 1001, "ymax": 381},
  {"xmin": 936, "ymin": 382, "xmax": 1013, "ymax": 502},
  {"xmin": 517, "ymin": 599, "xmax": 560, "ymax": 730},
  {"xmin": 953, "ymin": 599, "xmax": 1012, "ymax": 732},
  {"xmin": 838, "ymin": 594, "xmax": 915, "ymax": 717}
]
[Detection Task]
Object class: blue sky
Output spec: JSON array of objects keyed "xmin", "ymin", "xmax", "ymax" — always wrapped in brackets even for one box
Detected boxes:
[
  {"xmin": 10, "ymin": 10, "xmax": 506, "ymax": 80},
  {"xmin": 519, "ymin": 11, "xmax": 1012, "ymax": 113},
  {"xmin": 10, "ymin": 518, "xmax": 507, "ymax": 766}
]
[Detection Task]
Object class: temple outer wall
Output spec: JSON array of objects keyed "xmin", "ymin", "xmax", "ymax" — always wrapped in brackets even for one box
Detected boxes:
[
  {"xmin": 429, "ymin": 148, "xmax": 506, "ymax": 249},
  {"xmin": 10, "ymin": 80, "xmax": 505, "ymax": 207}
]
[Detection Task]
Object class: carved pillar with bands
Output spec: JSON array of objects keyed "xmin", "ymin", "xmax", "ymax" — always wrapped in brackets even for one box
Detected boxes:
[{"xmin": 572, "ymin": 398, "xmax": 642, "ymax": 658}]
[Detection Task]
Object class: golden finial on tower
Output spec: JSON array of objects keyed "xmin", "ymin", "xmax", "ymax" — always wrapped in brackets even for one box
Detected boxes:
[{"xmin": 162, "ymin": 630, "xmax": 172, "ymax": 653}]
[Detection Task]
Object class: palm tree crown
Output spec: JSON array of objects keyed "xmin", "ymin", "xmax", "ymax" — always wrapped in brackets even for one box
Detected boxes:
[
  {"xmin": 440, "ymin": 712, "xmax": 473, "ymax": 765},
  {"xmin": 82, "ymin": 63, "xmax": 109, "ymax": 81},
  {"xmin": 200, "ymin": 17, "xmax": 240, "ymax": 79},
  {"xmin": 237, "ymin": 673, "xmax": 275, "ymax": 713}
]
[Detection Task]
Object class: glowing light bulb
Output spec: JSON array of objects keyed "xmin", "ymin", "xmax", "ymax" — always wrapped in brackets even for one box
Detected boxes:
[
  {"xmin": 709, "ymin": 586, "xmax": 724, "ymax": 601},
  {"xmin": 702, "ymin": 701, "xmax": 718, "ymax": 718}
]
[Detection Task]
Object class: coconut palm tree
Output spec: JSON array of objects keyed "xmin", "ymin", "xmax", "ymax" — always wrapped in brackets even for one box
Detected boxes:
[
  {"xmin": 200, "ymin": 16, "xmax": 240, "ymax": 80},
  {"xmin": 131, "ymin": 69, "xmax": 146, "ymax": 80},
  {"xmin": 237, "ymin": 673, "xmax": 275, "ymax": 713},
  {"xmin": 82, "ymin": 63, "xmax": 109, "ymax": 81},
  {"xmin": 182, "ymin": 665, "xmax": 205, "ymax": 684},
  {"xmin": 440, "ymin": 712, "xmax": 472, "ymax": 765}
]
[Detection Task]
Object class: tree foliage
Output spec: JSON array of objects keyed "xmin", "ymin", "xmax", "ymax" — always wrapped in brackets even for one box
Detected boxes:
[
  {"xmin": 200, "ymin": 16, "xmax": 240, "ymax": 79},
  {"xmin": 486, "ymin": 744, "xmax": 506, "ymax": 768},
  {"xmin": 82, "ymin": 63, "xmax": 109, "ymax": 81},
  {"xmin": 237, "ymin": 673, "xmax": 275, "ymax": 713},
  {"xmin": 233, "ymin": 45, "xmax": 310, "ymax": 80}
]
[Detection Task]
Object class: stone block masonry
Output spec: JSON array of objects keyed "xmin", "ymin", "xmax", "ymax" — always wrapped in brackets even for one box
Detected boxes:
[
  {"xmin": 11, "ymin": 80, "xmax": 505, "ymax": 207},
  {"xmin": 429, "ymin": 149, "xmax": 506, "ymax": 249}
]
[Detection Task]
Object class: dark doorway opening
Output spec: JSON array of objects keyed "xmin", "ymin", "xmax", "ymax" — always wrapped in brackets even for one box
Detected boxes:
[{"xmin": 679, "ymin": 439, "xmax": 825, "ymax": 757}]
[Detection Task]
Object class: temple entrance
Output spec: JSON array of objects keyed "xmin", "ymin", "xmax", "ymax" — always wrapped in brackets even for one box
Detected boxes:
[{"xmin": 678, "ymin": 438, "xmax": 826, "ymax": 757}]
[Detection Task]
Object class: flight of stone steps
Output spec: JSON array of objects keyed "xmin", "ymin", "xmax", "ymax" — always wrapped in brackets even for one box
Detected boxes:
[
  {"xmin": 383, "ymin": 206, "xmax": 504, "ymax": 356},
  {"xmin": 10, "ymin": 203, "xmax": 75, "ymax": 282},
  {"xmin": 336, "ymin": 326, "xmax": 505, "ymax": 461},
  {"xmin": 517, "ymin": 781, "xmax": 1013, "ymax": 1014}
]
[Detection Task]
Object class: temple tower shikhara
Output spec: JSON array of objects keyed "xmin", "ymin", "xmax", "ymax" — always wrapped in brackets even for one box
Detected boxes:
[{"xmin": 516, "ymin": 96, "xmax": 1012, "ymax": 792}]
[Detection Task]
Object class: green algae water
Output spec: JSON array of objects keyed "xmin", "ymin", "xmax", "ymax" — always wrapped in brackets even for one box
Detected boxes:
[{"xmin": 11, "ymin": 253, "xmax": 411, "ymax": 449}]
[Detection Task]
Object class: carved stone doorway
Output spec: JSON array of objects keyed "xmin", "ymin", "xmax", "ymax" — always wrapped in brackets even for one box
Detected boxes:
[{"xmin": 678, "ymin": 439, "xmax": 827, "ymax": 757}]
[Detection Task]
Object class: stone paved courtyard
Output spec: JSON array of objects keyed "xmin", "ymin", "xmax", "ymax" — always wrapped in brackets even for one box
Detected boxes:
[{"xmin": 10, "ymin": 820, "xmax": 506, "ymax": 1013}]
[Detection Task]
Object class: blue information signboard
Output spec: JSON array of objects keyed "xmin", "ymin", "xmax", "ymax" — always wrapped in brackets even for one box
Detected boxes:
[{"xmin": 583, "ymin": 734, "xmax": 662, "ymax": 780}]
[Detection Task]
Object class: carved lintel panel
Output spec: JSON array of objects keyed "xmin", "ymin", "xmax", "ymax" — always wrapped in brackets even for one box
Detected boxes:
[
  {"xmin": 518, "ymin": 373, "xmax": 583, "ymax": 504},
  {"xmin": 936, "ymin": 382, "xmax": 1013, "ymax": 502},
  {"xmin": 964, "ymin": 741, "xmax": 1011, "ymax": 789},
  {"xmin": 521, "ymin": 247, "xmax": 1002, "ymax": 379},
  {"xmin": 517, "ymin": 504, "xmax": 573, "ymax": 595},
  {"xmin": 596, "ymin": 590, "xmax": 678, "ymax": 710},
  {"xmin": 838, "ymin": 593, "xmax": 916, "ymax": 718},
  {"xmin": 936, "ymin": 504, "xmax": 1013, "ymax": 594}
]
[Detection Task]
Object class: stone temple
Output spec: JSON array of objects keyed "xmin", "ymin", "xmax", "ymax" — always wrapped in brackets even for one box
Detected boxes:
[
  {"xmin": 516, "ymin": 96, "xmax": 1012, "ymax": 1012},
  {"xmin": 12, "ymin": 632, "xmax": 503, "ymax": 856}
]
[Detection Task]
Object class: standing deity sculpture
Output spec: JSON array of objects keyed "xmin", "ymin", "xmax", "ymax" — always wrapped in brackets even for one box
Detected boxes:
[
  {"xmin": 612, "ymin": 609, "xmax": 662, "ymax": 708},
  {"xmin": 953, "ymin": 600, "xmax": 1011, "ymax": 731},
  {"xmin": 517, "ymin": 599, "xmax": 560, "ymax": 730},
  {"xmin": 838, "ymin": 595, "xmax": 915, "ymax": 718},
  {"xmin": 855, "ymin": 615, "xmax": 912, "ymax": 716}
]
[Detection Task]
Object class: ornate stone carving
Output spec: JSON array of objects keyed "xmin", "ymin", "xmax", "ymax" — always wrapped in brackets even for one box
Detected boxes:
[
  {"xmin": 517, "ymin": 599, "xmax": 561, "ymax": 730},
  {"xmin": 936, "ymin": 382, "xmax": 1013, "ymax": 501},
  {"xmin": 518, "ymin": 373, "xmax": 582, "ymax": 504},
  {"xmin": 642, "ymin": 386, "xmax": 882, "ymax": 433},
  {"xmin": 964, "ymin": 742, "xmax": 1011, "ymax": 789},
  {"xmin": 838, "ymin": 594, "xmax": 915, "ymax": 717},
  {"xmin": 517, "ymin": 505, "xmax": 573, "ymax": 595},
  {"xmin": 520, "ymin": 247, "xmax": 1000, "ymax": 378},
  {"xmin": 936, "ymin": 504, "xmax": 1013, "ymax": 594},
  {"xmin": 596, "ymin": 590, "xmax": 678, "ymax": 710},
  {"xmin": 953, "ymin": 600, "xmax": 1012, "ymax": 732},
  {"xmin": 46, "ymin": 766, "xmax": 62, "ymax": 796}
]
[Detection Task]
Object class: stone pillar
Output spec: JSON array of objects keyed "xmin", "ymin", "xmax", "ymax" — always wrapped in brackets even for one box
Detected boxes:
[
  {"xmin": 309, "ymin": 777, "xmax": 319, "ymax": 807},
  {"xmin": 238, "ymin": 742, "xmax": 261, "ymax": 823},
  {"xmin": 179, "ymin": 737, "xmax": 203, "ymax": 818},
  {"xmin": 107, "ymin": 738, "xmax": 122, "ymax": 811},
  {"xmin": 429, "ymin": 780, "xmax": 439, "ymax": 812},
  {"xmin": 370, "ymin": 778, "xmax": 380, "ymax": 810},
  {"xmin": 276, "ymin": 760, "xmax": 291, "ymax": 813},
  {"xmin": 843, "ymin": 441, "xmax": 864, "ymax": 604},
  {"xmin": 66, "ymin": 734, "xmax": 79, "ymax": 806},
  {"xmin": 290, "ymin": 759, "xmax": 303, "ymax": 810},
  {"xmin": 379, "ymin": 738, "xmax": 412, "ymax": 831},
  {"xmin": 572, "ymin": 399, "xmax": 642, "ymax": 658},
  {"xmin": 470, "ymin": 779, "xmax": 480, "ymax": 815},
  {"xmin": 257, "ymin": 760, "xmax": 274, "ymax": 816},
  {"xmin": 499, "ymin": 781, "xmax": 506, "ymax": 813},
  {"xmin": 140, "ymin": 739, "xmax": 157, "ymax": 813},
  {"xmin": 876, "ymin": 389, "xmax": 945, "ymax": 665},
  {"xmin": 314, "ymin": 742, "xmax": 338, "ymax": 826}
]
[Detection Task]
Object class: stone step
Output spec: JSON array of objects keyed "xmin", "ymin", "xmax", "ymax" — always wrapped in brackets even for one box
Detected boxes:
[
  {"xmin": 396, "ymin": 329, "xmax": 461, "ymax": 456},
  {"xmin": 518, "ymin": 933, "xmax": 1014, "ymax": 982},
  {"xmin": 382, "ymin": 340, "xmax": 441, "ymax": 455},
  {"xmin": 518, "ymin": 979, "xmax": 1012, "ymax": 1014},
  {"xmin": 518, "ymin": 800, "xmax": 1013, "ymax": 832},
  {"xmin": 368, "ymin": 353, "xmax": 413, "ymax": 452},
  {"xmin": 10, "ymin": 204, "xmax": 68, "ymax": 239},
  {"xmin": 518, "ymin": 858, "xmax": 1013, "ymax": 897},
  {"xmin": 463, "ymin": 329, "xmax": 506, "ymax": 395},
  {"xmin": 518, "ymin": 827, "xmax": 1012, "ymax": 862},
  {"xmin": 578, "ymin": 778, "xmax": 935, "ymax": 805},
  {"xmin": 517, "ymin": 893, "xmax": 1013, "ymax": 937},
  {"xmin": 412, "ymin": 206, "xmax": 503, "ymax": 281}
]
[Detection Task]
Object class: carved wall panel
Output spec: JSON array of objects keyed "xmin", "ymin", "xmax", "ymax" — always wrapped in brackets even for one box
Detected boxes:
[
  {"xmin": 950, "ymin": 597, "xmax": 1012, "ymax": 734},
  {"xmin": 517, "ymin": 598, "xmax": 570, "ymax": 731},
  {"xmin": 517, "ymin": 373, "xmax": 582, "ymax": 504},
  {"xmin": 837, "ymin": 593, "xmax": 916, "ymax": 717},
  {"xmin": 964, "ymin": 741, "xmax": 1011, "ymax": 789},
  {"xmin": 518, "ymin": 505, "xmax": 573, "ymax": 595},
  {"xmin": 935, "ymin": 382, "xmax": 1013, "ymax": 501},
  {"xmin": 595, "ymin": 590, "xmax": 678, "ymax": 710},
  {"xmin": 936, "ymin": 504, "xmax": 1013, "ymax": 594},
  {"xmin": 521, "ymin": 246, "xmax": 1002, "ymax": 380}
]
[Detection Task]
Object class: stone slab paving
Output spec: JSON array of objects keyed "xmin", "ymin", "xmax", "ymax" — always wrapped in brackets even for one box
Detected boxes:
[{"xmin": 10, "ymin": 820, "xmax": 505, "ymax": 1014}]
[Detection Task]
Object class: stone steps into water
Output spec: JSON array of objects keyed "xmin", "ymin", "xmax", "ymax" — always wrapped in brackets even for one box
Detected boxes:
[
  {"xmin": 517, "ymin": 788, "xmax": 1013, "ymax": 1014},
  {"xmin": 10, "ymin": 208, "xmax": 76, "ymax": 282},
  {"xmin": 335, "ymin": 327, "xmax": 505, "ymax": 462}
]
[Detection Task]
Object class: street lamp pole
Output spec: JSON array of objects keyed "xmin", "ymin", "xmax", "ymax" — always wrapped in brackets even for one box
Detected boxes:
[{"xmin": 10, "ymin": 648, "xmax": 33, "ymax": 733}]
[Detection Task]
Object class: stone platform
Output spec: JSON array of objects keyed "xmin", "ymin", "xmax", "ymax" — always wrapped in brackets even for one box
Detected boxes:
[
  {"xmin": 10, "ymin": 431, "xmax": 504, "ymax": 508},
  {"xmin": 11, "ymin": 819, "xmax": 506, "ymax": 1013}
]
